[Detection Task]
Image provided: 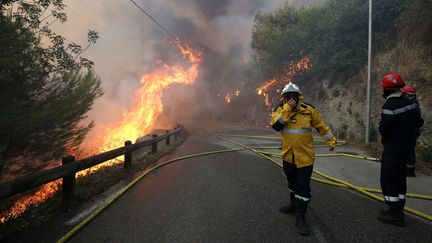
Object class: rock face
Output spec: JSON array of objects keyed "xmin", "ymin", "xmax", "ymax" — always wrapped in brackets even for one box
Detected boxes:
[{"xmin": 304, "ymin": 75, "xmax": 431, "ymax": 148}]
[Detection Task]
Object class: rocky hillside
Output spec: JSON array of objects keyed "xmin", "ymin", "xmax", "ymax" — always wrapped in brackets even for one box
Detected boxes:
[{"xmin": 306, "ymin": 41, "xmax": 431, "ymax": 161}]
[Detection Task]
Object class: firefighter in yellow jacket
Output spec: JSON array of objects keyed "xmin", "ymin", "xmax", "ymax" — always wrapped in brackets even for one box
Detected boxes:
[{"xmin": 270, "ymin": 82, "xmax": 337, "ymax": 236}]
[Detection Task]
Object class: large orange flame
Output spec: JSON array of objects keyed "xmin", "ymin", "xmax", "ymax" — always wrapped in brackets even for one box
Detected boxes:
[
  {"xmin": 0, "ymin": 38, "xmax": 202, "ymax": 224},
  {"xmin": 97, "ymin": 38, "xmax": 202, "ymax": 151}
]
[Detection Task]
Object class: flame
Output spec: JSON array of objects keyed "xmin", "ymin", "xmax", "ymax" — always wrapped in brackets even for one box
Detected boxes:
[
  {"xmin": 280, "ymin": 56, "xmax": 311, "ymax": 83},
  {"xmin": 0, "ymin": 181, "xmax": 60, "ymax": 224},
  {"xmin": 225, "ymin": 90, "xmax": 240, "ymax": 104},
  {"xmin": 0, "ymin": 38, "xmax": 202, "ymax": 224},
  {"xmin": 225, "ymin": 93, "xmax": 232, "ymax": 103},
  {"xmin": 257, "ymin": 56, "xmax": 311, "ymax": 107},
  {"xmin": 97, "ymin": 38, "xmax": 202, "ymax": 151},
  {"xmin": 257, "ymin": 79, "xmax": 276, "ymax": 107}
]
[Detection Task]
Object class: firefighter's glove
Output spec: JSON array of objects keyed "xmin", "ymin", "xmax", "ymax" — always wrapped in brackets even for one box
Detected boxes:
[{"xmin": 328, "ymin": 136, "xmax": 337, "ymax": 151}]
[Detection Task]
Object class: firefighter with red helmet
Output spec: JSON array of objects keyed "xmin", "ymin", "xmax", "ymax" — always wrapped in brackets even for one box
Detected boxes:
[
  {"xmin": 270, "ymin": 82, "xmax": 337, "ymax": 236},
  {"xmin": 378, "ymin": 73, "xmax": 423, "ymax": 226},
  {"xmin": 400, "ymin": 84, "xmax": 424, "ymax": 177}
]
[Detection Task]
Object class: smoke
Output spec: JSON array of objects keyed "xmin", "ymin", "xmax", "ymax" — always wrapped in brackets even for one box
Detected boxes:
[{"xmin": 53, "ymin": 0, "xmax": 325, "ymax": 134}]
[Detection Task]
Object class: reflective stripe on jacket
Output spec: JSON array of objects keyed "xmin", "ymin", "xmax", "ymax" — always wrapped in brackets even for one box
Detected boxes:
[
  {"xmin": 379, "ymin": 92, "xmax": 423, "ymax": 158},
  {"xmin": 270, "ymin": 97, "xmax": 336, "ymax": 168}
]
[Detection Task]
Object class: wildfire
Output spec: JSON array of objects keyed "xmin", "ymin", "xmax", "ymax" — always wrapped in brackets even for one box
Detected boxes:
[
  {"xmin": 225, "ymin": 90, "xmax": 240, "ymax": 104},
  {"xmin": 0, "ymin": 181, "xmax": 60, "ymax": 224},
  {"xmin": 97, "ymin": 38, "xmax": 202, "ymax": 151},
  {"xmin": 281, "ymin": 56, "xmax": 311, "ymax": 83},
  {"xmin": 0, "ymin": 38, "xmax": 203, "ymax": 224},
  {"xmin": 257, "ymin": 56, "xmax": 311, "ymax": 107},
  {"xmin": 225, "ymin": 94, "xmax": 232, "ymax": 103},
  {"xmin": 257, "ymin": 78, "xmax": 276, "ymax": 107}
]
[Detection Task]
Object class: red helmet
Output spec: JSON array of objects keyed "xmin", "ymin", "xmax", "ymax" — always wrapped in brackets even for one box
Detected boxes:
[
  {"xmin": 401, "ymin": 84, "xmax": 416, "ymax": 95},
  {"xmin": 381, "ymin": 72, "xmax": 405, "ymax": 91}
]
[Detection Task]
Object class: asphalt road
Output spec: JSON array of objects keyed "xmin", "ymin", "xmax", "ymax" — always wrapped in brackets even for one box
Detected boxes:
[{"xmin": 7, "ymin": 122, "xmax": 432, "ymax": 242}]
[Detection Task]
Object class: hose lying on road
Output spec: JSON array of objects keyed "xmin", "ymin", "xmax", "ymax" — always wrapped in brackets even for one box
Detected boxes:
[
  {"xmin": 311, "ymin": 169, "xmax": 432, "ymax": 221},
  {"xmin": 310, "ymin": 177, "xmax": 432, "ymax": 201},
  {"xmin": 57, "ymin": 147, "xmax": 252, "ymax": 243},
  {"xmin": 58, "ymin": 144, "xmax": 324, "ymax": 242},
  {"xmin": 258, "ymin": 151, "xmax": 380, "ymax": 162},
  {"xmin": 212, "ymin": 133, "xmax": 347, "ymax": 145},
  {"xmin": 58, "ymin": 135, "xmax": 432, "ymax": 242},
  {"xmin": 256, "ymin": 151, "xmax": 430, "ymax": 200},
  {"xmin": 211, "ymin": 133, "xmax": 432, "ymax": 222}
]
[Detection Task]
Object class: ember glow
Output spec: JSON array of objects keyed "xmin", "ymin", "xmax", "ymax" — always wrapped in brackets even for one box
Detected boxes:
[
  {"xmin": 257, "ymin": 78, "xmax": 277, "ymax": 107},
  {"xmin": 225, "ymin": 90, "xmax": 240, "ymax": 104},
  {"xmin": 0, "ymin": 181, "xmax": 60, "ymax": 224},
  {"xmin": 0, "ymin": 38, "xmax": 202, "ymax": 224},
  {"xmin": 225, "ymin": 94, "xmax": 232, "ymax": 103},
  {"xmin": 257, "ymin": 57, "xmax": 311, "ymax": 107}
]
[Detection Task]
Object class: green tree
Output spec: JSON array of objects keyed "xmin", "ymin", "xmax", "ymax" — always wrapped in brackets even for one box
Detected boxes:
[
  {"xmin": 251, "ymin": 0, "xmax": 408, "ymax": 83},
  {"xmin": 396, "ymin": 0, "xmax": 432, "ymax": 46},
  {"xmin": 0, "ymin": 1, "xmax": 103, "ymax": 176},
  {"xmin": 252, "ymin": 5, "xmax": 304, "ymax": 77}
]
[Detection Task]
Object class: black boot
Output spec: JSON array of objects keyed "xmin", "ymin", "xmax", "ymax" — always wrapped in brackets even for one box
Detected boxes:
[
  {"xmin": 280, "ymin": 192, "xmax": 296, "ymax": 214},
  {"xmin": 377, "ymin": 201, "xmax": 406, "ymax": 226},
  {"xmin": 379, "ymin": 200, "xmax": 391, "ymax": 215},
  {"xmin": 295, "ymin": 199, "xmax": 310, "ymax": 236},
  {"xmin": 380, "ymin": 199, "xmax": 405, "ymax": 215}
]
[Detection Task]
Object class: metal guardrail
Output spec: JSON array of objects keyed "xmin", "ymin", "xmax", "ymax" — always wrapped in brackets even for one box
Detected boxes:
[{"xmin": 0, "ymin": 125, "xmax": 183, "ymax": 201}]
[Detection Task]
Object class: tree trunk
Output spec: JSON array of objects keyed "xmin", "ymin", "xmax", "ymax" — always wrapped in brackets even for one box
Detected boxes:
[
  {"xmin": 0, "ymin": 143, "xmax": 11, "ymax": 178},
  {"xmin": 0, "ymin": 158, "xmax": 4, "ymax": 177}
]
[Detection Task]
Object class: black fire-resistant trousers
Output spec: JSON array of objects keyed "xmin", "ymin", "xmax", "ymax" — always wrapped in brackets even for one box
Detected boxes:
[
  {"xmin": 406, "ymin": 144, "xmax": 416, "ymax": 168},
  {"xmin": 380, "ymin": 155, "xmax": 407, "ymax": 202},
  {"xmin": 283, "ymin": 160, "xmax": 313, "ymax": 201}
]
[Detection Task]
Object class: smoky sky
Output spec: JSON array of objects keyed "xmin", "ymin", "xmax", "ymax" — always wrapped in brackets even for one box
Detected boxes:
[{"xmin": 53, "ymin": 0, "xmax": 325, "ymax": 131}]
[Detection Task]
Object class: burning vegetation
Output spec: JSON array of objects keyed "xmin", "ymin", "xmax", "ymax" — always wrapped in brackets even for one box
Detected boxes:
[
  {"xmin": 224, "ymin": 90, "xmax": 241, "ymax": 104},
  {"xmin": 0, "ymin": 38, "xmax": 202, "ymax": 224},
  {"xmin": 257, "ymin": 57, "xmax": 311, "ymax": 108}
]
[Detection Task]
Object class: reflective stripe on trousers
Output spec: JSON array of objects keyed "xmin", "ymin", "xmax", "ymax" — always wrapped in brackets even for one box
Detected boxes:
[{"xmin": 384, "ymin": 195, "xmax": 405, "ymax": 202}]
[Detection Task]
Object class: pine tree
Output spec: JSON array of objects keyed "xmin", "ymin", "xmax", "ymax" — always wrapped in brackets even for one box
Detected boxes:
[{"xmin": 0, "ymin": 1, "xmax": 103, "ymax": 176}]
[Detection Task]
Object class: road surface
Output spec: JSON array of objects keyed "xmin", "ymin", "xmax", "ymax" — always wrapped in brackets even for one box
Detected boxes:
[{"xmin": 6, "ymin": 121, "xmax": 432, "ymax": 242}]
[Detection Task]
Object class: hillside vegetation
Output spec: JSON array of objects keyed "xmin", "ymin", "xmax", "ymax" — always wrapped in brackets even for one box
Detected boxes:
[{"xmin": 251, "ymin": 0, "xmax": 432, "ymax": 162}]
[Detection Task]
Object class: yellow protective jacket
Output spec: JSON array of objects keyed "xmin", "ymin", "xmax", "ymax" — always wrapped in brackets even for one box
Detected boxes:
[{"xmin": 270, "ymin": 97, "xmax": 337, "ymax": 168}]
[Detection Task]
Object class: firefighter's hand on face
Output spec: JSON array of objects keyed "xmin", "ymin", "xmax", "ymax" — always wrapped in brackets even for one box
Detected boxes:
[{"xmin": 287, "ymin": 98, "xmax": 297, "ymax": 108}]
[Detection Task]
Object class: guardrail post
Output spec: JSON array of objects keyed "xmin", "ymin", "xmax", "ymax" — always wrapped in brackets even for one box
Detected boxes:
[
  {"xmin": 62, "ymin": 156, "xmax": 76, "ymax": 202},
  {"xmin": 166, "ymin": 130, "xmax": 170, "ymax": 145},
  {"xmin": 124, "ymin": 140, "xmax": 132, "ymax": 169},
  {"xmin": 152, "ymin": 134, "xmax": 158, "ymax": 154}
]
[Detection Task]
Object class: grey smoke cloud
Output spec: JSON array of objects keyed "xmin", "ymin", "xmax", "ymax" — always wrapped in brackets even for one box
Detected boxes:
[{"xmin": 53, "ymin": 0, "xmax": 324, "ymax": 133}]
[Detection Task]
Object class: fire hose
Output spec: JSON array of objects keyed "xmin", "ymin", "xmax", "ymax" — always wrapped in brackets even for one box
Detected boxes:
[
  {"xmin": 211, "ymin": 133, "xmax": 432, "ymax": 220},
  {"xmin": 251, "ymin": 150, "xmax": 430, "ymax": 200},
  {"xmin": 211, "ymin": 133, "xmax": 346, "ymax": 144},
  {"xmin": 57, "ymin": 135, "xmax": 432, "ymax": 242}
]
